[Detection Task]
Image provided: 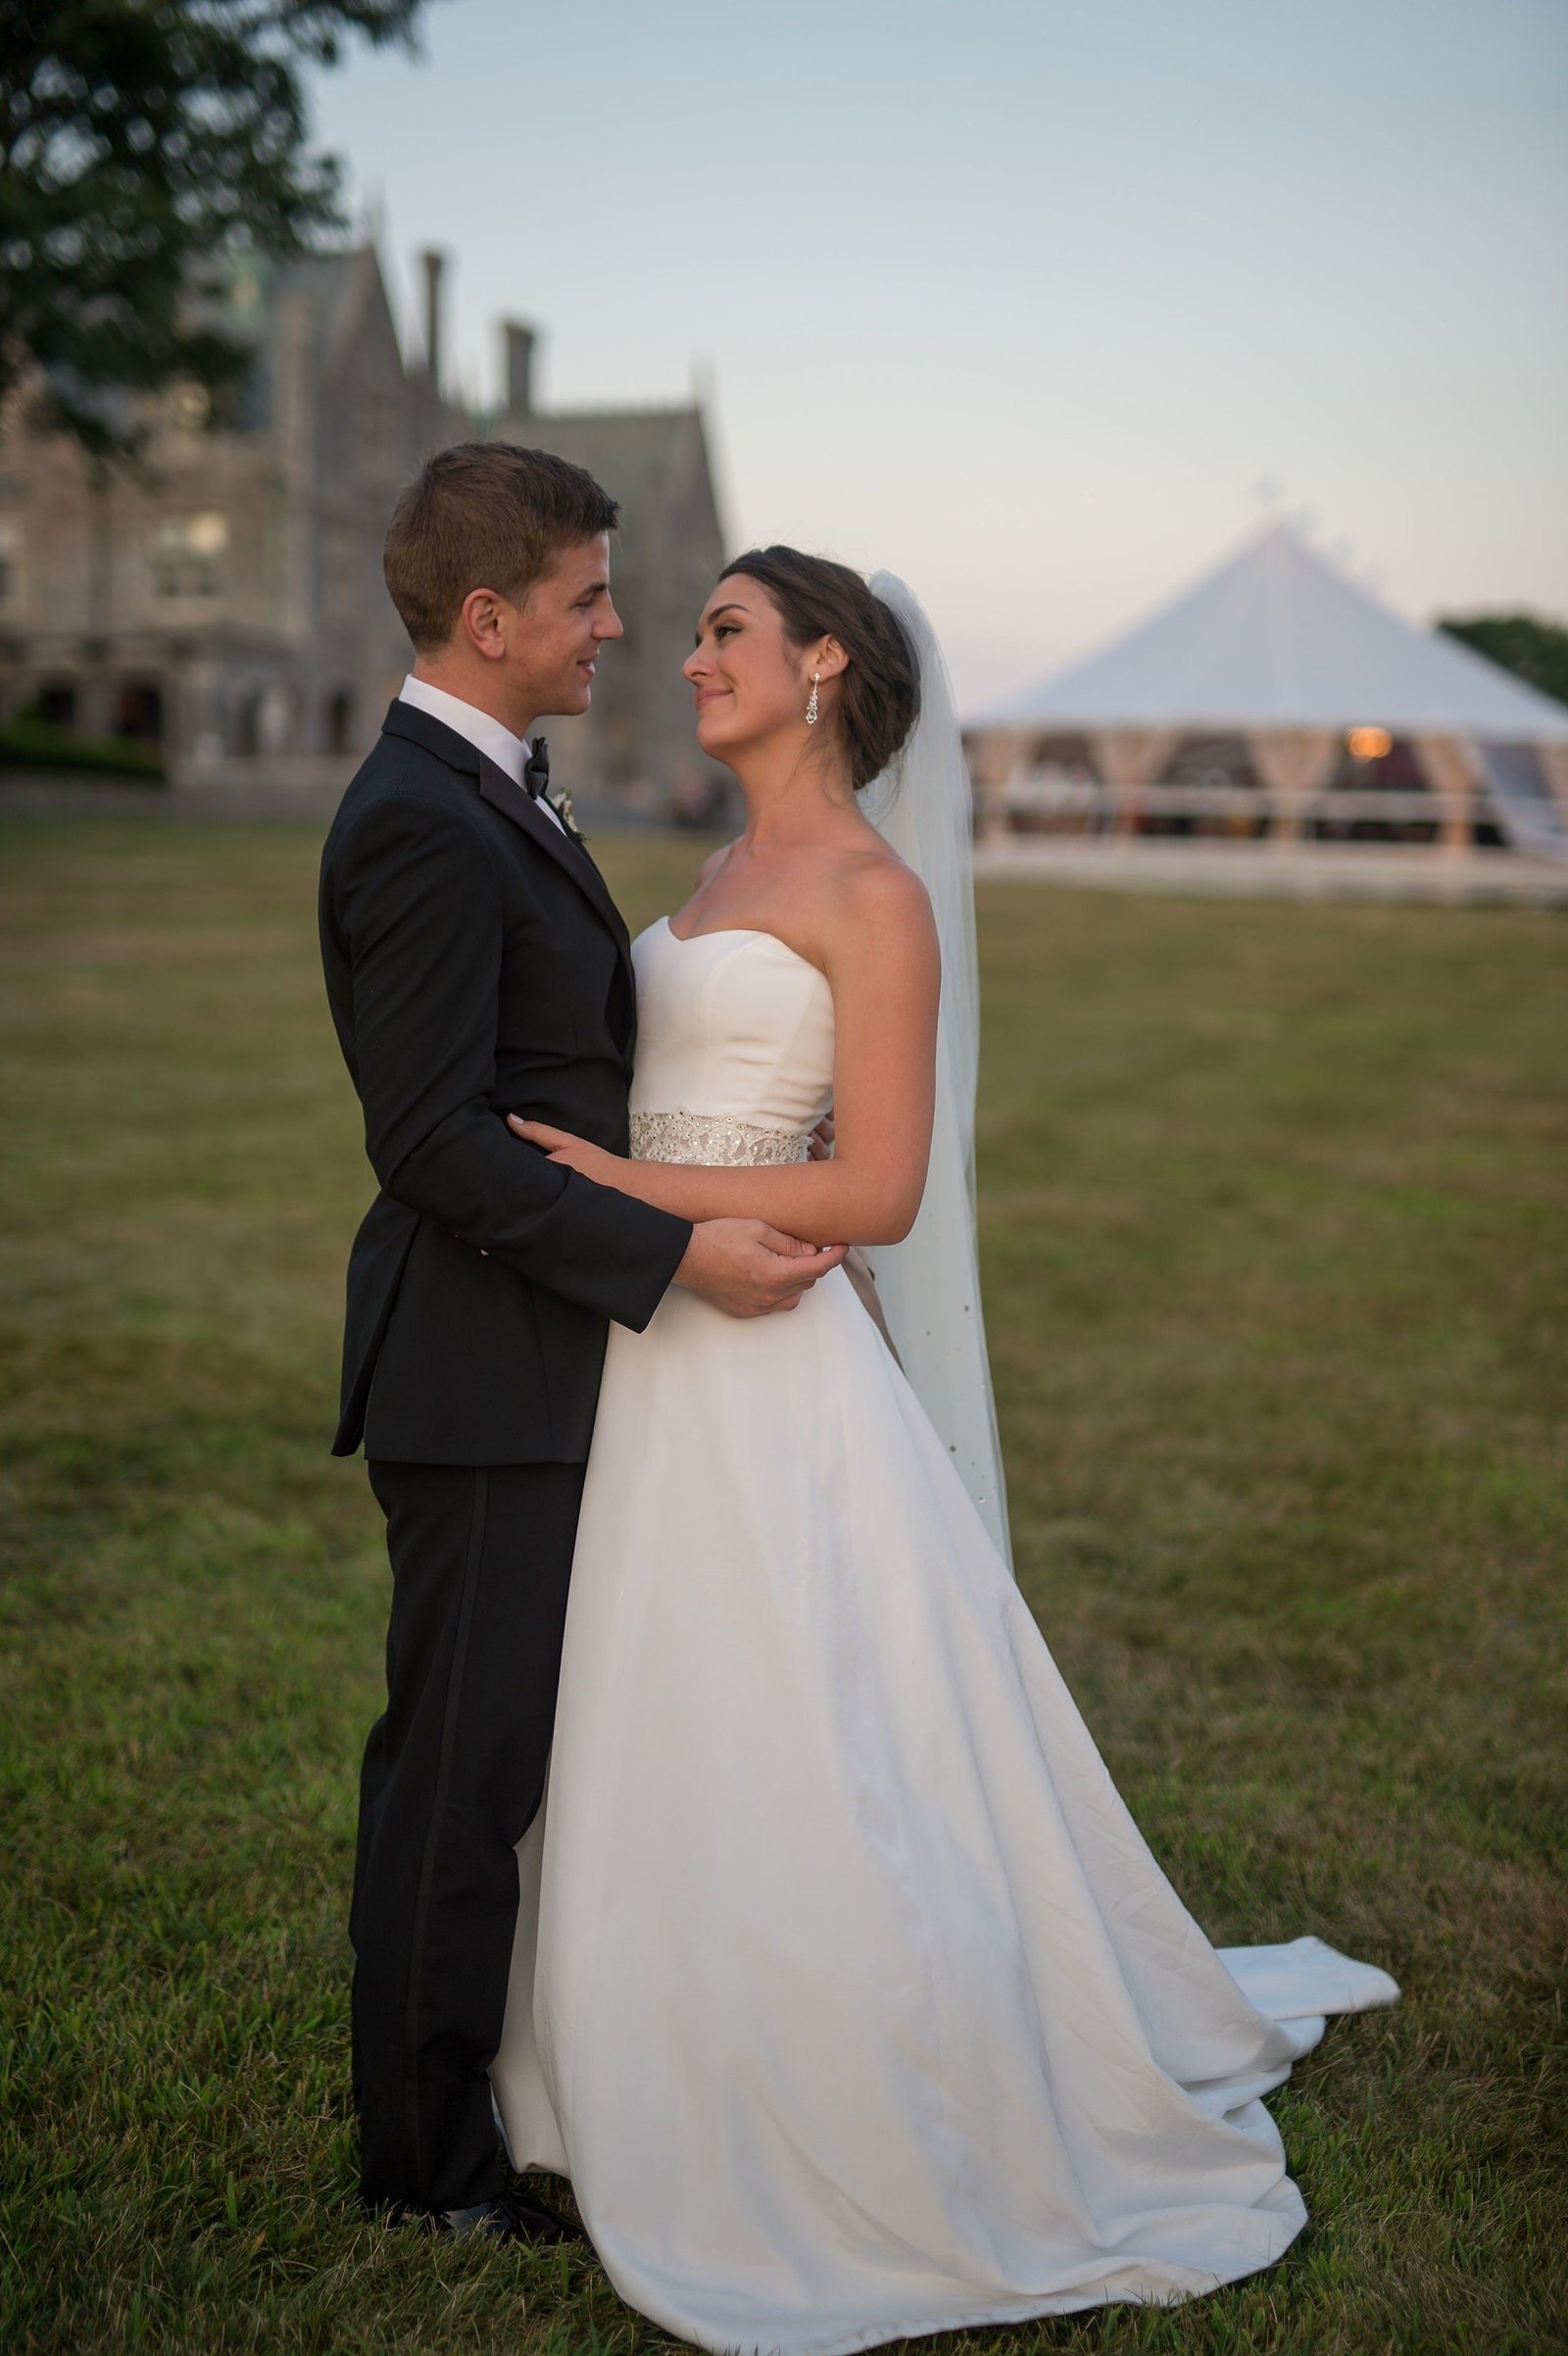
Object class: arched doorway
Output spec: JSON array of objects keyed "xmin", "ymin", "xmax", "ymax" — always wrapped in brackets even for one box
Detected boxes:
[
  {"xmin": 325, "ymin": 688, "xmax": 356, "ymax": 756},
  {"xmin": 116, "ymin": 682, "xmax": 165, "ymax": 742}
]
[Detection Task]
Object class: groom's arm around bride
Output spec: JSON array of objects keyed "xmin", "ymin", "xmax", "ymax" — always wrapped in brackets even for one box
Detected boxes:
[{"xmin": 325, "ymin": 752, "xmax": 825, "ymax": 1422}]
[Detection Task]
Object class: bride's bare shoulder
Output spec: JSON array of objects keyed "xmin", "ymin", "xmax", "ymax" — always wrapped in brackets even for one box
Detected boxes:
[{"xmin": 820, "ymin": 844, "xmax": 935, "ymax": 956}]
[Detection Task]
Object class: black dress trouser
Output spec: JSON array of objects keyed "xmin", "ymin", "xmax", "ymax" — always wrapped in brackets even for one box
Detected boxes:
[{"xmin": 351, "ymin": 1457, "xmax": 587, "ymax": 2213}]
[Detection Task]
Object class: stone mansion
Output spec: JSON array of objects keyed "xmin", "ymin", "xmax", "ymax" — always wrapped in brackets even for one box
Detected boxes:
[{"xmin": 0, "ymin": 245, "xmax": 728, "ymax": 814}]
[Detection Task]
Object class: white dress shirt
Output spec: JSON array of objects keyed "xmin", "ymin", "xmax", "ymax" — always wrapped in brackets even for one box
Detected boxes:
[{"xmin": 397, "ymin": 673, "xmax": 564, "ymax": 833}]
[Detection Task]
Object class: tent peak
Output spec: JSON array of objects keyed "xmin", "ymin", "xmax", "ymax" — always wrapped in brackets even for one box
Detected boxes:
[{"xmin": 984, "ymin": 521, "xmax": 1568, "ymax": 744}]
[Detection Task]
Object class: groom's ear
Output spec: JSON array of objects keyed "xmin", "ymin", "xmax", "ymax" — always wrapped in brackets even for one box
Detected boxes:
[{"xmin": 458, "ymin": 585, "xmax": 513, "ymax": 664}]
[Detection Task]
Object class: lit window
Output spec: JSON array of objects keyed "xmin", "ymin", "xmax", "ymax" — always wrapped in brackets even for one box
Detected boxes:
[
  {"xmin": 151, "ymin": 513, "xmax": 228, "ymax": 598},
  {"xmin": 171, "ymin": 383, "xmax": 210, "ymax": 435}
]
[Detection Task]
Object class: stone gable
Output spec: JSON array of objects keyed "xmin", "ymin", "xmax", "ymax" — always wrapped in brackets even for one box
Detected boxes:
[{"xmin": 0, "ymin": 244, "xmax": 730, "ymax": 817}]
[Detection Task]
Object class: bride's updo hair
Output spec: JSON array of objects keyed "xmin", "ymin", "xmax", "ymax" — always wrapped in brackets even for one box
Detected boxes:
[{"xmin": 717, "ymin": 546, "xmax": 920, "ymax": 792}]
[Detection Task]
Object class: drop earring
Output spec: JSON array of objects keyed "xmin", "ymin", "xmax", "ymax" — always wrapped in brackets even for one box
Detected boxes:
[{"xmin": 806, "ymin": 670, "xmax": 820, "ymax": 727}]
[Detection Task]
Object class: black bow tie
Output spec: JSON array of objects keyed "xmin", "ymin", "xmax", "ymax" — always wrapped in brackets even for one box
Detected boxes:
[{"xmin": 523, "ymin": 737, "xmax": 550, "ymax": 800}]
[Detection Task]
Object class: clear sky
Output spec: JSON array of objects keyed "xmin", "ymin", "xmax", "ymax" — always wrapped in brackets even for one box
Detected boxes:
[{"xmin": 308, "ymin": 0, "xmax": 1568, "ymax": 712}]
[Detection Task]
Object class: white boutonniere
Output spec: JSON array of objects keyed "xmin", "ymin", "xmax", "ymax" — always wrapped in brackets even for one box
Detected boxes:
[{"xmin": 549, "ymin": 786, "xmax": 588, "ymax": 849}]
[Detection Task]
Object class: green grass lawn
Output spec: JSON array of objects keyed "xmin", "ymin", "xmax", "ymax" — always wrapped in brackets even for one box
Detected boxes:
[{"xmin": 2, "ymin": 820, "xmax": 1564, "ymax": 2355}]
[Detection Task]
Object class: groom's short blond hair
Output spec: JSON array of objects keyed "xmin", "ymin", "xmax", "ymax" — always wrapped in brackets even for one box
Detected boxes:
[{"xmin": 383, "ymin": 442, "xmax": 621, "ymax": 651}]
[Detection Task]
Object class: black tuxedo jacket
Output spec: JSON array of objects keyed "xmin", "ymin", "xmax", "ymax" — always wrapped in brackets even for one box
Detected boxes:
[{"xmin": 318, "ymin": 700, "xmax": 692, "ymax": 1464}]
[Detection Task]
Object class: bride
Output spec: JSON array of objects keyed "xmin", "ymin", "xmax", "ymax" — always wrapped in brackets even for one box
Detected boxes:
[{"xmin": 491, "ymin": 548, "xmax": 1397, "ymax": 2354}]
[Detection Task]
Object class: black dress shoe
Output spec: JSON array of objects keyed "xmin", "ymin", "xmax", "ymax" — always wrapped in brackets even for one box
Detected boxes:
[{"xmin": 437, "ymin": 2186, "xmax": 584, "ymax": 2246}]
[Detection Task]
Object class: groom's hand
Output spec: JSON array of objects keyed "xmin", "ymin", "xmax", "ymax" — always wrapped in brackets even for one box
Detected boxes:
[{"xmin": 674, "ymin": 1220, "xmax": 845, "ymax": 1317}]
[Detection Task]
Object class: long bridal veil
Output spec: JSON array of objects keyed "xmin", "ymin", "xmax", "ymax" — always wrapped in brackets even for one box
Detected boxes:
[{"xmin": 860, "ymin": 574, "xmax": 1013, "ymax": 1568}]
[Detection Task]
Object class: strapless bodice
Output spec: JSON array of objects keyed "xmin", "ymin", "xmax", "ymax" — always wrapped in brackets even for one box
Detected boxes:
[{"xmin": 629, "ymin": 918, "xmax": 835, "ymax": 1165}]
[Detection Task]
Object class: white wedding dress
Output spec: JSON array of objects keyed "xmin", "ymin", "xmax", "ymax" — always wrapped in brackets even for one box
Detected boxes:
[{"xmin": 491, "ymin": 914, "xmax": 1398, "ymax": 2356}]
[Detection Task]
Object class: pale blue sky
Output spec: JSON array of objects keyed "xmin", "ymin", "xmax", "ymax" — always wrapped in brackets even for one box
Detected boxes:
[{"xmin": 309, "ymin": 0, "xmax": 1568, "ymax": 710}]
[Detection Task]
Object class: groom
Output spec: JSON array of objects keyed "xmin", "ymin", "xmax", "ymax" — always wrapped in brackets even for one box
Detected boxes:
[{"xmin": 318, "ymin": 442, "xmax": 841, "ymax": 2242}]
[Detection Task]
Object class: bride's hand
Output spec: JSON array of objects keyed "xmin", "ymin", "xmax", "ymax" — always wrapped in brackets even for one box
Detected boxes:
[{"xmin": 508, "ymin": 1114, "xmax": 621, "ymax": 1185}]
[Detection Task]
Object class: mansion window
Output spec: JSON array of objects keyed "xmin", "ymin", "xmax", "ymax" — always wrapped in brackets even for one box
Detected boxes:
[
  {"xmin": 356, "ymin": 397, "xmax": 396, "ymax": 475},
  {"xmin": 170, "ymin": 382, "xmax": 211, "ymax": 437},
  {"xmin": 151, "ymin": 513, "xmax": 227, "ymax": 599},
  {"xmin": 324, "ymin": 520, "xmax": 360, "ymax": 615}
]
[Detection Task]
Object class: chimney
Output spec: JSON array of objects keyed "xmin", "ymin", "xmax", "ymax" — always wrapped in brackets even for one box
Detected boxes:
[
  {"xmin": 419, "ymin": 248, "xmax": 447, "ymax": 391},
  {"xmin": 503, "ymin": 319, "xmax": 536, "ymax": 418}
]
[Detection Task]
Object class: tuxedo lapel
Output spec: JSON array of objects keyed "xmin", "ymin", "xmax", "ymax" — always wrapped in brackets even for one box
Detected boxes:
[
  {"xmin": 475, "ymin": 756, "xmax": 632, "ymax": 966},
  {"xmin": 379, "ymin": 700, "xmax": 634, "ymax": 1000}
]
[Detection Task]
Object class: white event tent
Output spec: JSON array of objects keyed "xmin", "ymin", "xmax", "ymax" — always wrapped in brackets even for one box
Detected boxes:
[{"xmin": 971, "ymin": 523, "xmax": 1568, "ymax": 854}]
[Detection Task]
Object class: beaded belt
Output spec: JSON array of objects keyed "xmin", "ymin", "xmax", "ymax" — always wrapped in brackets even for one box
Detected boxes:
[{"xmin": 630, "ymin": 1107, "xmax": 813, "ymax": 1167}]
